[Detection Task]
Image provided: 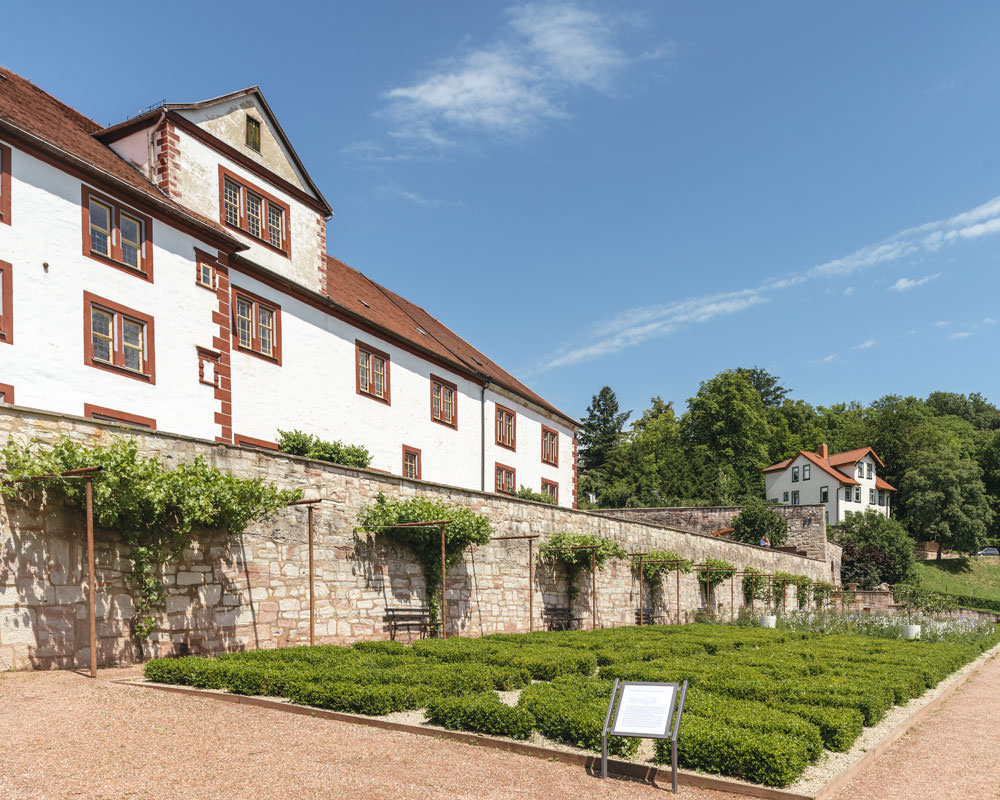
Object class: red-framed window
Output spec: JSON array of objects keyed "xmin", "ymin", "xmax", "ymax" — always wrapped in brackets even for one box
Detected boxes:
[
  {"xmin": 356, "ymin": 340, "xmax": 390, "ymax": 404},
  {"xmin": 83, "ymin": 292, "xmax": 155, "ymax": 384},
  {"xmin": 231, "ymin": 286, "xmax": 281, "ymax": 364},
  {"xmin": 541, "ymin": 425, "xmax": 559, "ymax": 466},
  {"xmin": 0, "ymin": 260, "xmax": 12, "ymax": 345},
  {"xmin": 495, "ymin": 404, "xmax": 516, "ymax": 450},
  {"xmin": 84, "ymin": 403, "xmax": 156, "ymax": 430},
  {"xmin": 196, "ymin": 260, "xmax": 216, "ymax": 290},
  {"xmin": 234, "ymin": 434, "xmax": 279, "ymax": 450},
  {"xmin": 0, "ymin": 141, "xmax": 11, "ymax": 225},
  {"xmin": 495, "ymin": 462, "xmax": 516, "ymax": 494},
  {"xmin": 541, "ymin": 479, "xmax": 558, "ymax": 503},
  {"xmin": 218, "ymin": 165, "xmax": 290, "ymax": 255},
  {"xmin": 431, "ymin": 374, "xmax": 457, "ymax": 428},
  {"xmin": 0, "ymin": 383, "xmax": 13, "ymax": 404},
  {"xmin": 81, "ymin": 186, "xmax": 154, "ymax": 281},
  {"xmin": 402, "ymin": 445, "xmax": 422, "ymax": 479}
]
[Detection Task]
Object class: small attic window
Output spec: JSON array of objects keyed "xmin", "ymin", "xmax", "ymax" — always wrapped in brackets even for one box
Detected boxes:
[
  {"xmin": 245, "ymin": 116, "xmax": 261, "ymax": 152},
  {"xmin": 358, "ymin": 298, "xmax": 371, "ymax": 308},
  {"xmin": 416, "ymin": 327, "xmax": 427, "ymax": 336}
]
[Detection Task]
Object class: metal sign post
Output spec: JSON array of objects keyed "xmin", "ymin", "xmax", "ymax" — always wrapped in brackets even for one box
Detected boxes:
[{"xmin": 601, "ymin": 679, "xmax": 688, "ymax": 792}]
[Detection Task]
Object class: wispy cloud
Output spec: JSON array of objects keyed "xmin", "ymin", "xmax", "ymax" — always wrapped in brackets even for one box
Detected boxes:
[
  {"xmin": 542, "ymin": 289, "xmax": 766, "ymax": 370},
  {"xmin": 375, "ymin": 183, "xmax": 454, "ymax": 208},
  {"xmin": 855, "ymin": 339, "xmax": 876, "ymax": 350},
  {"xmin": 533, "ymin": 193, "xmax": 1000, "ymax": 373},
  {"xmin": 888, "ymin": 272, "xmax": 941, "ymax": 292},
  {"xmin": 364, "ymin": 3, "xmax": 666, "ymax": 155},
  {"xmin": 951, "ymin": 331, "xmax": 972, "ymax": 341},
  {"xmin": 843, "ymin": 286, "xmax": 854, "ymax": 296},
  {"xmin": 984, "ymin": 317, "xmax": 998, "ymax": 325},
  {"xmin": 820, "ymin": 354, "xmax": 836, "ymax": 363}
]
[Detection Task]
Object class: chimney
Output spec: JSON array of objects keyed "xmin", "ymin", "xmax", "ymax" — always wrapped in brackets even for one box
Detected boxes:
[{"xmin": 817, "ymin": 443, "xmax": 828, "ymax": 460}]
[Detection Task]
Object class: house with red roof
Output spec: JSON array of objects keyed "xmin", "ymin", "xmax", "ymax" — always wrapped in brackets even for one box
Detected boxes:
[
  {"xmin": 763, "ymin": 444, "xmax": 895, "ymax": 525},
  {"xmin": 0, "ymin": 68, "xmax": 578, "ymax": 505}
]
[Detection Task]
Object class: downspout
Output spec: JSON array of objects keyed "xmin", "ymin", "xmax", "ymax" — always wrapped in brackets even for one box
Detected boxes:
[{"xmin": 480, "ymin": 378, "xmax": 491, "ymax": 492}]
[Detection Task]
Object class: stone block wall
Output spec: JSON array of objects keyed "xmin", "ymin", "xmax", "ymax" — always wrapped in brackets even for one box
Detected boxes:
[
  {"xmin": 0, "ymin": 406, "xmax": 839, "ymax": 671},
  {"xmin": 595, "ymin": 505, "xmax": 837, "ymax": 565}
]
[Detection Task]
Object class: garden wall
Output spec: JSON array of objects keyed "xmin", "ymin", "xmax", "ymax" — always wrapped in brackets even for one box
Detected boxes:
[
  {"xmin": 595, "ymin": 505, "xmax": 833, "ymax": 561},
  {"xmin": 0, "ymin": 406, "xmax": 839, "ymax": 671}
]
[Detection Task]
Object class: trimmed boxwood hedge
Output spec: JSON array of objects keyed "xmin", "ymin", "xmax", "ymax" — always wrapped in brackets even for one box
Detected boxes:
[
  {"xmin": 426, "ymin": 692, "xmax": 534, "ymax": 739},
  {"xmin": 659, "ymin": 714, "xmax": 812, "ymax": 787},
  {"xmin": 142, "ymin": 622, "xmax": 1000, "ymax": 788}
]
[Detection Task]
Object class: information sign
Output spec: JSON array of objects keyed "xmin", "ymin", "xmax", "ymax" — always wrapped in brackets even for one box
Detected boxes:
[
  {"xmin": 611, "ymin": 683, "xmax": 677, "ymax": 737},
  {"xmin": 600, "ymin": 679, "xmax": 688, "ymax": 793}
]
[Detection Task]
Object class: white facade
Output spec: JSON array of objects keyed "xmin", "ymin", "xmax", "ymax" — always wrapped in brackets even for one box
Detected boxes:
[
  {"xmin": 0, "ymin": 78, "xmax": 578, "ymax": 506},
  {"xmin": 764, "ymin": 448, "xmax": 893, "ymax": 525}
]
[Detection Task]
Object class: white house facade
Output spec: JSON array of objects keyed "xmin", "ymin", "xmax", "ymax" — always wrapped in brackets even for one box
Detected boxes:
[
  {"xmin": 764, "ymin": 444, "xmax": 895, "ymax": 525},
  {"xmin": 0, "ymin": 69, "xmax": 578, "ymax": 506}
]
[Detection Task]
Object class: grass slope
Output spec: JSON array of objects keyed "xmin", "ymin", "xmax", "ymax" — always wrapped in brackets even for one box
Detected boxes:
[{"xmin": 915, "ymin": 557, "xmax": 1000, "ymax": 604}]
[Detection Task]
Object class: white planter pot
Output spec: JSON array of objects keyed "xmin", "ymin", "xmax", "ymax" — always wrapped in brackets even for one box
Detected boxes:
[
  {"xmin": 902, "ymin": 624, "xmax": 921, "ymax": 640},
  {"xmin": 760, "ymin": 615, "xmax": 777, "ymax": 628}
]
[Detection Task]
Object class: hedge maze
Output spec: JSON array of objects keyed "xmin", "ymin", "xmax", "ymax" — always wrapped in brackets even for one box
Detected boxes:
[{"xmin": 144, "ymin": 624, "xmax": 998, "ymax": 787}]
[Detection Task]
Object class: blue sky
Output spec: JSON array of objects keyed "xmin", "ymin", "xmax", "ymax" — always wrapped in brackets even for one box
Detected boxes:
[{"xmin": 8, "ymin": 2, "xmax": 1000, "ymax": 422}]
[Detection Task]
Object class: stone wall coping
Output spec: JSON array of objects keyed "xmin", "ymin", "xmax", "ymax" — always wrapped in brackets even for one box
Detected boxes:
[
  {"xmin": 595, "ymin": 505, "xmax": 826, "ymax": 513},
  {"xmin": 0, "ymin": 403, "xmax": 828, "ymax": 565}
]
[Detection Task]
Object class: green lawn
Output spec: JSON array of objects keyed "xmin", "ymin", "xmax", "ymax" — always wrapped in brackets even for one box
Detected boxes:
[
  {"xmin": 915, "ymin": 556, "xmax": 1000, "ymax": 604},
  {"xmin": 144, "ymin": 623, "xmax": 999, "ymax": 788}
]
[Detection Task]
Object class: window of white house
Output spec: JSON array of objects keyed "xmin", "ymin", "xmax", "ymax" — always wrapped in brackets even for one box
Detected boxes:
[
  {"xmin": 857, "ymin": 463, "xmax": 864, "ymax": 478},
  {"xmin": 783, "ymin": 491, "xmax": 789, "ymax": 502},
  {"xmin": 802, "ymin": 464, "xmax": 811, "ymax": 480},
  {"xmin": 791, "ymin": 466, "xmax": 799, "ymax": 482},
  {"xmin": 219, "ymin": 166, "xmax": 289, "ymax": 254},
  {"xmin": 819, "ymin": 486, "xmax": 828, "ymax": 503},
  {"xmin": 82, "ymin": 187, "xmax": 153, "ymax": 279},
  {"xmin": 232, "ymin": 289, "xmax": 280, "ymax": 362},
  {"xmin": 878, "ymin": 490, "xmax": 886, "ymax": 506},
  {"xmin": 869, "ymin": 489, "xmax": 876, "ymax": 503},
  {"xmin": 356, "ymin": 341, "xmax": 389, "ymax": 402},
  {"xmin": 495, "ymin": 405, "xmax": 516, "ymax": 450},
  {"xmin": 855, "ymin": 486, "xmax": 861, "ymax": 502},
  {"xmin": 431, "ymin": 376, "xmax": 457, "ymax": 428},
  {"xmin": 495, "ymin": 463, "xmax": 515, "ymax": 494},
  {"xmin": 867, "ymin": 463, "xmax": 873, "ymax": 479},
  {"xmin": 844, "ymin": 487, "xmax": 852, "ymax": 501},
  {"xmin": 791, "ymin": 490, "xmax": 800, "ymax": 505},
  {"xmin": 84, "ymin": 292, "xmax": 155, "ymax": 383}
]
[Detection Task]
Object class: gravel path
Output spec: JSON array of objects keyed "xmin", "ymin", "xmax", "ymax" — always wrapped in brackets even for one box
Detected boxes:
[
  {"xmin": 0, "ymin": 666, "xmax": 742, "ymax": 800},
  {"xmin": 830, "ymin": 648, "xmax": 1000, "ymax": 800}
]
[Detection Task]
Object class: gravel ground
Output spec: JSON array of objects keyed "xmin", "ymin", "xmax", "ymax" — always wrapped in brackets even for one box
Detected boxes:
[
  {"xmin": 829, "ymin": 646, "xmax": 1000, "ymax": 800},
  {"xmin": 0, "ymin": 666, "xmax": 742, "ymax": 800}
]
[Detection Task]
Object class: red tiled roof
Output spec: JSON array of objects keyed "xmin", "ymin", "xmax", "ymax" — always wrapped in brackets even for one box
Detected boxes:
[
  {"xmin": 0, "ymin": 66, "xmax": 239, "ymax": 247},
  {"xmin": 325, "ymin": 256, "xmax": 577, "ymax": 427},
  {"xmin": 763, "ymin": 449, "xmax": 860, "ymax": 485},
  {"xmin": 828, "ymin": 446, "xmax": 885, "ymax": 468},
  {"xmin": 875, "ymin": 476, "xmax": 897, "ymax": 492}
]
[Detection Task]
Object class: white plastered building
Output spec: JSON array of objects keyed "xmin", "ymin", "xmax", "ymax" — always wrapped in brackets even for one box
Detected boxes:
[
  {"xmin": 0, "ymin": 69, "xmax": 578, "ymax": 506},
  {"xmin": 763, "ymin": 444, "xmax": 895, "ymax": 525}
]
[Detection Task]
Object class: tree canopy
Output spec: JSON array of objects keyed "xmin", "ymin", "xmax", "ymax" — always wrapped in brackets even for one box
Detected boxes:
[{"xmin": 575, "ymin": 371, "xmax": 1000, "ymax": 556}]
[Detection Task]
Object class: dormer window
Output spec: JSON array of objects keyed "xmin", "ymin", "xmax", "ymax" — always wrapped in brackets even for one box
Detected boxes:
[{"xmin": 246, "ymin": 116, "xmax": 261, "ymax": 152}]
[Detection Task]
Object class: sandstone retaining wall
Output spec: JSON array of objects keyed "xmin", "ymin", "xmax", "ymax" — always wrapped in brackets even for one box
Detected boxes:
[{"xmin": 0, "ymin": 406, "xmax": 839, "ymax": 671}]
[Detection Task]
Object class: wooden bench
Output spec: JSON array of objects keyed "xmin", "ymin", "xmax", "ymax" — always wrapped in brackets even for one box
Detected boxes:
[
  {"xmin": 635, "ymin": 607, "xmax": 663, "ymax": 625},
  {"xmin": 543, "ymin": 607, "xmax": 584, "ymax": 631},
  {"xmin": 384, "ymin": 607, "xmax": 440, "ymax": 641}
]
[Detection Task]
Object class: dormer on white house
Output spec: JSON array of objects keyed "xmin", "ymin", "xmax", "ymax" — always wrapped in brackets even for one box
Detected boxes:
[
  {"xmin": 763, "ymin": 444, "xmax": 895, "ymax": 525},
  {"xmin": 0, "ymin": 68, "xmax": 580, "ymax": 506}
]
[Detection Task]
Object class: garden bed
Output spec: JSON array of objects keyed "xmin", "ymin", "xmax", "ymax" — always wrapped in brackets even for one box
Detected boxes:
[{"xmin": 142, "ymin": 623, "xmax": 1000, "ymax": 790}]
